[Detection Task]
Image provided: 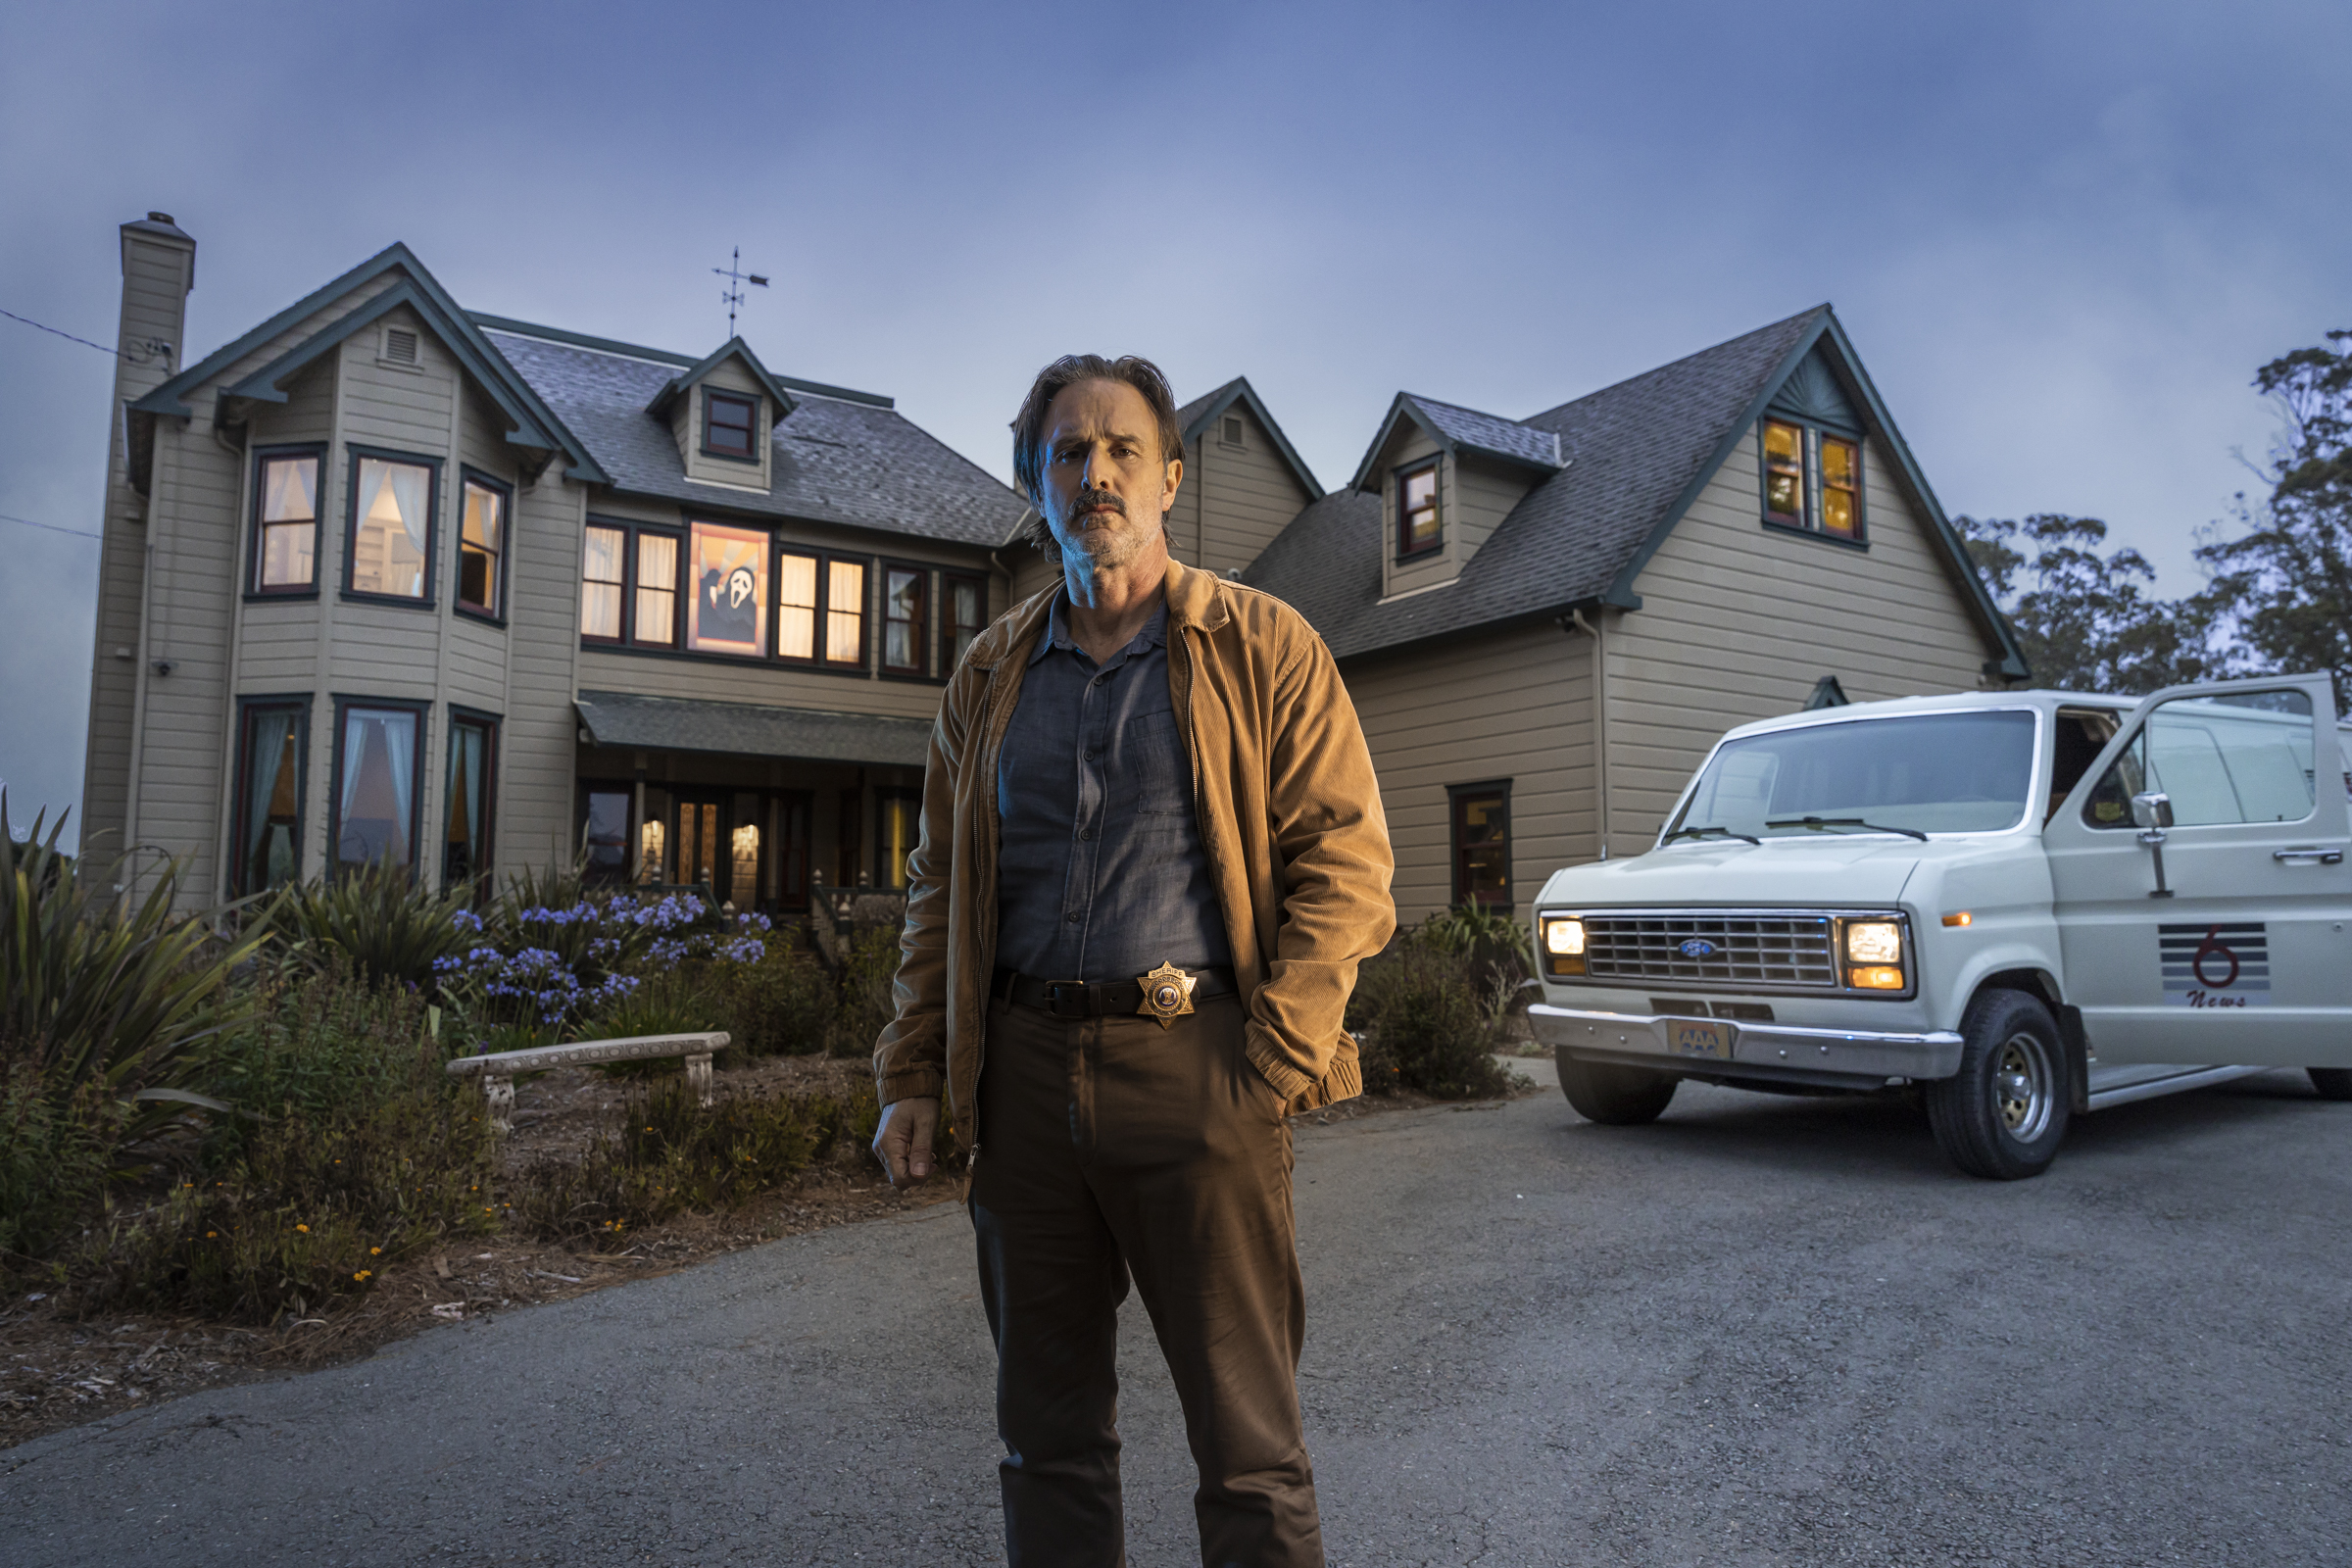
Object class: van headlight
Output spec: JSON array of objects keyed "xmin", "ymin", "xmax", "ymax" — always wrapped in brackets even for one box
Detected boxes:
[
  {"xmin": 1841, "ymin": 919, "xmax": 1906, "ymax": 991},
  {"xmin": 1540, "ymin": 914, "xmax": 1587, "ymax": 977}
]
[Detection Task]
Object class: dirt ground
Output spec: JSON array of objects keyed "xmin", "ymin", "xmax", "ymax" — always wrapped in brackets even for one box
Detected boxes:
[{"xmin": 2, "ymin": 1054, "xmax": 1512, "ymax": 1452}]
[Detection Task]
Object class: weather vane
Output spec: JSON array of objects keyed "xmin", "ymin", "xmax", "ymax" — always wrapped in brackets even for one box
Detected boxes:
[{"xmin": 712, "ymin": 247, "xmax": 768, "ymax": 337}]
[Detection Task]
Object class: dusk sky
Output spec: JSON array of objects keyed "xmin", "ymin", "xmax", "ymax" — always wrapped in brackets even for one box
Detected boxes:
[{"xmin": 4, "ymin": 0, "xmax": 2347, "ymax": 847}]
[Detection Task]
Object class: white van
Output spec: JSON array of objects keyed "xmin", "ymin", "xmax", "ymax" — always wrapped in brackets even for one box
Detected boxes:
[{"xmin": 1526, "ymin": 674, "xmax": 2351, "ymax": 1178}]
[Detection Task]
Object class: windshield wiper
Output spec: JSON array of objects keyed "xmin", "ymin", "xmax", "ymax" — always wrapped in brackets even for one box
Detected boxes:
[
  {"xmin": 1766, "ymin": 815, "xmax": 1930, "ymax": 843},
  {"xmin": 1663, "ymin": 823, "xmax": 1762, "ymax": 846}
]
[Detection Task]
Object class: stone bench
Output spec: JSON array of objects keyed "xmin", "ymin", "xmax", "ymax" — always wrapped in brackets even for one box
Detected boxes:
[{"xmin": 445, "ymin": 1032, "xmax": 730, "ymax": 1132}]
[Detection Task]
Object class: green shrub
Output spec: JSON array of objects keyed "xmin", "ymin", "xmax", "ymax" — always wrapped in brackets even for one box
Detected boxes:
[
  {"xmin": 1348, "ymin": 938, "xmax": 1513, "ymax": 1100},
  {"xmin": 699, "ymin": 941, "xmax": 835, "ymax": 1056},
  {"xmin": 509, "ymin": 1079, "xmax": 851, "ymax": 1246},
  {"xmin": 62, "ymin": 966, "xmax": 498, "ymax": 1322},
  {"xmin": 1417, "ymin": 905, "xmax": 1535, "ymax": 1013},
  {"xmin": 831, "ymin": 923, "xmax": 902, "ymax": 1057},
  {"xmin": 274, "ymin": 859, "xmax": 467, "ymax": 987},
  {"xmin": 0, "ymin": 1065, "xmax": 122, "ymax": 1269},
  {"xmin": 0, "ymin": 795, "xmax": 262, "ymax": 1161}
]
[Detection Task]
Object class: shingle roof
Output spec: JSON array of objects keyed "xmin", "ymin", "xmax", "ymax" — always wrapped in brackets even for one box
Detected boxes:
[
  {"xmin": 485, "ymin": 326, "xmax": 1027, "ymax": 548},
  {"xmin": 1396, "ymin": 394, "xmax": 1565, "ymax": 472},
  {"xmin": 1249, "ymin": 308, "xmax": 1830, "ymax": 660}
]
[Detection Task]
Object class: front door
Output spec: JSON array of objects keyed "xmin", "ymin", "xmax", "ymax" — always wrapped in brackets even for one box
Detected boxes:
[
  {"xmin": 2043, "ymin": 674, "xmax": 2352, "ymax": 1067},
  {"xmin": 672, "ymin": 794, "xmax": 729, "ymax": 904}
]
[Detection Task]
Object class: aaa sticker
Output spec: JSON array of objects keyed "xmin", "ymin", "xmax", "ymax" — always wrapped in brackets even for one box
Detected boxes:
[{"xmin": 2158, "ymin": 922, "xmax": 2271, "ymax": 1008}]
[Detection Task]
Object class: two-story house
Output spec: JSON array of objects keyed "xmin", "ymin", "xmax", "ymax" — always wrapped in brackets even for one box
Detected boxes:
[
  {"xmin": 82, "ymin": 213, "xmax": 1025, "ymax": 912},
  {"xmin": 1237, "ymin": 306, "xmax": 2030, "ymax": 923}
]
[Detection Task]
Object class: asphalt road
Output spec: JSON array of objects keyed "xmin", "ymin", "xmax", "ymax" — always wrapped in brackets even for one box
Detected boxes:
[{"xmin": 5, "ymin": 1063, "xmax": 2348, "ymax": 1566}]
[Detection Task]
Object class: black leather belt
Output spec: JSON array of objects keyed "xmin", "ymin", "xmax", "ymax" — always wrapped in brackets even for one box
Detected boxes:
[{"xmin": 994, "ymin": 965, "xmax": 1236, "ymax": 1019}]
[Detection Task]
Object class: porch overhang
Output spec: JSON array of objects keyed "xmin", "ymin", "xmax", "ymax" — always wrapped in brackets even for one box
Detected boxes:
[{"xmin": 574, "ymin": 691, "xmax": 932, "ymax": 768}]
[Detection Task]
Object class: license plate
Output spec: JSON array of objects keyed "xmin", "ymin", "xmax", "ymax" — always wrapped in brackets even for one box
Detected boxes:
[{"xmin": 1664, "ymin": 1018, "xmax": 1736, "ymax": 1060}]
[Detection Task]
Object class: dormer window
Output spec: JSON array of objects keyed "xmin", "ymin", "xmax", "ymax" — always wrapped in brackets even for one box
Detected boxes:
[
  {"xmin": 1761, "ymin": 417, "xmax": 1864, "ymax": 543},
  {"xmin": 704, "ymin": 390, "xmax": 758, "ymax": 461},
  {"xmin": 1397, "ymin": 462, "xmax": 1442, "ymax": 559}
]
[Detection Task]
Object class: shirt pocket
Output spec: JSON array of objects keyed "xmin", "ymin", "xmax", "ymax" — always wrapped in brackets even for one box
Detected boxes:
[{"xmin": 1118, "ymin": 710, "xmax": 1193, "ymax": 816}]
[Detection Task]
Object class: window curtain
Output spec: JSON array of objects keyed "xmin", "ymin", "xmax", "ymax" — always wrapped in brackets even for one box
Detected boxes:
[
  {"xmin": 385, "ymin": 464, "xmax": 429, "ymax": 558},
  {"xmin": 339, "ymin": 709, "xmax": 416, "ymax": 867},
  {"xmin": 263, "ymin": 459, "xmax": 315, "ymax": 520},
  {"xmin": 243, "ymin": 710, "xmax": 295, "ymax": 893}
]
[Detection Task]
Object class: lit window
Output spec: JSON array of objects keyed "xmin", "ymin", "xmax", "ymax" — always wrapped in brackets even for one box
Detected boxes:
[
  {"xmin": 777, "ymin": 551, "xmax": 818, "ymax": 661},
  {"xmin": 252, "ymin": 453, "xmax": 318, "ymax": 593},
  {"xmin": 945, "ymin": 573, "xmax": 986, "ymax": 669},
  {"xmin": 1448, "ymin": 783, "xmax": 1511, "ymax": 909},
  {"xmin": 1820, "ymin": 436, "xmax": 1859, "ymax": 539},
  {"xmin": 233, "ymin": 701, "xmax": 307, "ymax": 895},
  {"xmin": 1398, "ymin": 464, "xmax": 1441, "ymax": 557},
  {"xmin": 333, "ymin": 704, "xmax": 422, "ymax": 872},
  {"xmin": 1763, "ymin": 419, "xmax": 1805, "ymax": 526},
  {"xmin": 458, "ymin": 477, "xmax": 506, "ymax": 615},
  {"xmin": 349, "ymin": 455, "xmax": 434, "ymax": 600},
  {"xmin": 826, "ymin": 559, "xmax": 866, "ymax": 666},
  {"xmin": 705, "ymin": 391, "xmax": 757, "ymax": 460},
  {"xmin": 581, "ymin": 525, "xmax": 625, "ymax": 640},
  {"xmin": 688, "ymin": 521, "xmax": 768, "ymax": 656},
  {"xmin": 635, "ymin": 532, "xmax": 679, "ymax": 646},
  {"xmin": 874, "ymin": 789, "xmax": 921, "ymax": 890},
  {"xmin": 884, "ymin": 566, "xmax": 927, "ymax": 675},
  {"xmin": 444, "ymin": 714, "xmax": 495, "ymax": 899}
]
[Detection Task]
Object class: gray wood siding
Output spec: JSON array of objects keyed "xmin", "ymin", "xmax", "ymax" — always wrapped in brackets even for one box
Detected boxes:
[
  {"xmin": 81, "ymin": 228, "xmax": 197, "ymax": 866},
  {"xmin": 1602, "ymin": 426, "xmax": 2003, "ymax": 850},
  {"xmin": 1194, "ymin": 407, "xmax": 1313, "ymax": 578},
  {"xmin": 1007, "ymin": 539, "xmax": 1058, "ymax": 603},
  {"xmin": 1451, "ymin": 456, "xmax": 1535, "ymax": 568},
  {"xmin": 502, "ymin": 473, "xmax": 587, "ymax": 871},
  {"xmin": 1343, "ymin": 618, "xmax": 1595, "ymax": 926},
  {"xmin": 576, "ymin": 649, "xmax": 952, "ymax": 721}
]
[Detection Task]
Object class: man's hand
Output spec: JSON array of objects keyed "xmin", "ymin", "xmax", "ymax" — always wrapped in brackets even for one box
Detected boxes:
[{"xmin": 872, "ymin": 1096, "xmax": 941, "ymax": 1188}]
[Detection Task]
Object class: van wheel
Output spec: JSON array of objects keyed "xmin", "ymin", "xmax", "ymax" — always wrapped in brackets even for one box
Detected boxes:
[
  {"xmin": 1924, "ymin": 990, "xmax": 2070, "ymax": 1180},
  {"xmin": 2311, "ymin": 1068, "xmax": 2352, "ymax": 1102},
  {"xmin": 1557, "ymin": 1051, "xmax": 1678, "ymax": 1125}
]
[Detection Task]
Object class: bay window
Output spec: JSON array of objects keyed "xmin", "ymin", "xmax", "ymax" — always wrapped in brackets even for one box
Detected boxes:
[
  {"xmin": 331, "ymin": 700, "xmax": 426, "ymax": 873},
  {"xmin": 250, "ymin": 449, "xmax": 320, "ymax": 595},
  {"xmin": 944, "ymin": 572, "xmax": 986, "ymax": 670},
  {"xmin": 444, "ymin": 710, "xmax": 497, "ymax": 898},
  {"xmin": 345, "ymin": 450, "xmax": 437, "ymax": 602},
  {"xmin": 457, "ymin": 473, "xmax": 510, "ymax": 618},
  {"xmin": 231, "ymin": 697, "xmax": 309, "ymax": 896}
]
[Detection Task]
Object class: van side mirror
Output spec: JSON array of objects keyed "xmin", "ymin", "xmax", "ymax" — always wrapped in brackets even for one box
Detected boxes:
[{"xmin": 2130, "ymin": 792, "xmax": 2174, "ymax": 831}]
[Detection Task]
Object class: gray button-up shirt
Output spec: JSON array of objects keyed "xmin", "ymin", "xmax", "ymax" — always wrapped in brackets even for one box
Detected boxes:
[{"xmin": 994, "ymin": 593, "xmax": 1232, "ymax": 983}]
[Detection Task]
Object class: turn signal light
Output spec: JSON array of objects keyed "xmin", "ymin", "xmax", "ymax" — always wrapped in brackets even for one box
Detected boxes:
[
  {"xmin": 1941, "ymin": 911, "xmax": 1973, "ymax": 928},
  {"xmin": 1849, "ymin": 965, "xmax": 1905, "ymax": 990}
]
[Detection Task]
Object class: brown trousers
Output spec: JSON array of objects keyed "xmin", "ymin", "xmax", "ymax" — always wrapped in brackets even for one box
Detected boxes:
[{"xmin": 971, "ymin": 993, "xmax": 1323, "ymax": 1568}]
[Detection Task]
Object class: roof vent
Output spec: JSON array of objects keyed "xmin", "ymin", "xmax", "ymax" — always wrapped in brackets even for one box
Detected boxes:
[
  {"xmin": 1221, "ymin": 415, "xmax": 1245, "ymax": 447},
  {"xmin": 147, "ymin": 211, "xmax": 174, "ymax": 224},
  {"xmin": 383, "ymin": 326, "xmax": 419, "ymax": 366}
]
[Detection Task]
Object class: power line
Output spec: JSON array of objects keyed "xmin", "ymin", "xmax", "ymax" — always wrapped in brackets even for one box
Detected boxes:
[
  {"xmin": 0, "ymin": 512, "xmax": 102, "ymax": 540},
  {"xmin": 0, "ymin": 306, "xmax": 169, "ymax": 364}
]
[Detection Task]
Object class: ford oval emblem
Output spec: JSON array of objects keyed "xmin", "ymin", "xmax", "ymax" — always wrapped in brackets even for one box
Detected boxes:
[{"xmin": 1680, "ymin": 939, "xmax": 1718, "ymax": 958}]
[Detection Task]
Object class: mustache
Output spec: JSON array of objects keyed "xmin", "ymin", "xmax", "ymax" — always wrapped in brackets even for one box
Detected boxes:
[{"xmin": 1070, "ymin": 486, "xmax": 1125, "ymax": 519}]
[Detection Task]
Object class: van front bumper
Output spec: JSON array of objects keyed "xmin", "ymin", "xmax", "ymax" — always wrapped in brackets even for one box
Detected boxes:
[{"xmin": 1529, "ymin": 1003, "xmax": 1965, "ymax": 1090}]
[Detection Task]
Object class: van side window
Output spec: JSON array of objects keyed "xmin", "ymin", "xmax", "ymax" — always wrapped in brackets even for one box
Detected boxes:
[
  {"xmin": 2082, "ymin": 690, "xmax": 2317, "ymax": 829},
  {"xmin": 2045, "ymin": 710, "xmax": 2118, "ymax": 822}
]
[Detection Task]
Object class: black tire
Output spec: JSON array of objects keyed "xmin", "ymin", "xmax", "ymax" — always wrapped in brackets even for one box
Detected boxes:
[
  {"xmin": 2311, "ymin": 1068, "xmax": 2352, "ymax": 1102},
  {"xmin": 1557, "ymin": 1050, "xmax": 1679, "ymax": 1125},
  {"xmin": 1924, "ymin": 989, "xmax": 2071, "ymax": 1180}
]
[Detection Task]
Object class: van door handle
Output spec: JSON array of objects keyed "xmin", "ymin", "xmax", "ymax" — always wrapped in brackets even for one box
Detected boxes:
[{"xmin": 2274, "ymin": 847, "xmax": 2344, "ymax": 864}]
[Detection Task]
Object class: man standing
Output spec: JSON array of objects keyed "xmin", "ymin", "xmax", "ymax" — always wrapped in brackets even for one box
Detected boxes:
[{"xmin": 871, "ymin": 355, "xmax": 1395, "ymax": 1566}]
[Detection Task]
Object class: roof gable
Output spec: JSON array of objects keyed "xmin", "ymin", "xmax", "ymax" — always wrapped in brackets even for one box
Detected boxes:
[
  {"xmin": 644, "ymin": 337, "xmax": 799, "ymax": 421},
  {"xmin": 127, "ymin": 243, "xmax": 606, "ymax": 487},
  {"xmin": 1175, "ymin": 376, "xmax": 1323, "ymax": 500},
  {"xmin": 1765, "ymin": 346, "xmax": 1861, "ymax": 430},
  {"xmin": 1248, "ymin": 306, "xmax": 2028, "ymax": 680}
]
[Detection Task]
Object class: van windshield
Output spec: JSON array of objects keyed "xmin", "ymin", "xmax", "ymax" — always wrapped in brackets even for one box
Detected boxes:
[{"xmin": 1667, "ymin": 710, "xmax": 2039, "ymax": 841}]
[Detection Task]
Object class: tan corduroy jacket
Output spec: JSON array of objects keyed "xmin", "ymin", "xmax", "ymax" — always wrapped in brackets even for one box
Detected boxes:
[{"xmin": 872, "ymin": 558, "xmax": 1396, "ymax": 1151}]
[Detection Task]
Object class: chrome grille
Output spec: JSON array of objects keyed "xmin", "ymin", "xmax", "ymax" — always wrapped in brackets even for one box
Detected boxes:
[{"xmin": 1584, "ymin": 913, "xmax": 1838, "ymax": 990}]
